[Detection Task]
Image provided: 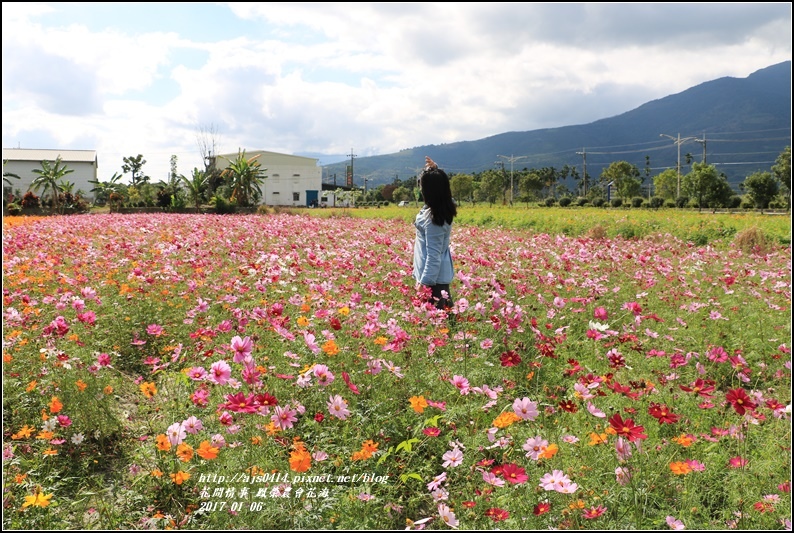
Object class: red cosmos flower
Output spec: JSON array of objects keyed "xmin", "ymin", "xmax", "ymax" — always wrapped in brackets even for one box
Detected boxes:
[
  {"xmin": 329, "ymin": 317, "xmax": 342, "ymax": 331},
  {"xmin": 608, "ymin": 414, "xmax": 648, "ymax": 442},
  {"xmin": 476, "ymin": 458, "xmax": 495, "ymax": 468},
  {"xmin": 462, "ymin": 501, "xmax": 476, "ymax": 508},
  {"xmin": 342, "ymin": 372, "xmax": 360, "ymax": 395},
  {"xmin": 582, "ymin": 505, "xmax": 607, "ymax": 519},
  {"xmin": 422, "ymin": 427, "xmax": 440, "ymax": 437},
  {"xmin": 222, "ymin": 392, "xmax": 257, "ymax": 413},
  {"xmin": 500, "ymin": 350, "xmax": 522, "ymax": 367},
  {"xmin": 499, "ymin": 463, "xmax": 528, "ymax": 485},
  {"xmin": 533, "ymin": 502, "xmax": 551, "ymax": 516},
  {"xmin": 254, "ymin": 392, "xmax": 278, "ymax": 409},
  {"xmin": 314, "ymin": 412, "xmax": 324, "ymax": 423},
  {"xmin": 558, "ymin": 400, "xmax": 578, "ymax": 413},
  {"xmin": 679, "ymin": 378, "xmax": 716, "ymax": 397},
  {"xmin": 725, "ymin": 388, "xmax": 757, "ymax": 415},
  {"xmin": 648, "ymin": 403, "xmax": 680, "ymax": 424},
  {"xmin": 485, "ymin": 508, "xmax": 510, "ymax": 522}
]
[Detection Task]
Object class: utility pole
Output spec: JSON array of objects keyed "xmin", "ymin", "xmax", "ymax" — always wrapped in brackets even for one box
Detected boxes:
[
  {"xmin": 660, "ymin": 133, "xmax": 697, "ymax": 199},
  {"xmin": 496, "ymin": 154, "xmax": 528, "ymax": 205},
  {"xmin": 347, "ymin": 148, "xmax": 356, "ymax": 188},
  {"xmin": 694, "ymin": 133, "xmax": 707, "ymax": 163},
  {"xmin": 576, "ymin": 148, "xmax": 587, "ymax": 196}
]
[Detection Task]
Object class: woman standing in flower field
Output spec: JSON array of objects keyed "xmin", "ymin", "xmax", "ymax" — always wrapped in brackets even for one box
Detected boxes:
[{"xmin": 413, "ymin": 156, "xmax": 457, "ymax": 311}]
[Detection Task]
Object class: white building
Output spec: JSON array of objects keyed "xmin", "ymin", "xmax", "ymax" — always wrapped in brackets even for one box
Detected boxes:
[
  {"xmin": 216, "ymin": 150, "xmax": 323, "ymax": 207},
  {"xmin": 3, "ymin": 148, "xmax": 98, "ymax": 200}
]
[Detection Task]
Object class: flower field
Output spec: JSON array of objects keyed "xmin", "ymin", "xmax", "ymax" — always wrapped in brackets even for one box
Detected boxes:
[{"xmin": 2, "ymin": 212, "xmax": 791, "ymax": 530}]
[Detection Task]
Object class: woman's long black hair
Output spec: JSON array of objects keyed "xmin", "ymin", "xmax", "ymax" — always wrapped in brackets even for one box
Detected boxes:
[{"xmin": 420, "ymin": 167, "xmax": 457, "ymax": 226}]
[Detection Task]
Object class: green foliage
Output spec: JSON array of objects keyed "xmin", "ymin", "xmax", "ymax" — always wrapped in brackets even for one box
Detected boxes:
[{"xmin": 742, "ymin": 171, "xmax": 780, "ymax": 209}]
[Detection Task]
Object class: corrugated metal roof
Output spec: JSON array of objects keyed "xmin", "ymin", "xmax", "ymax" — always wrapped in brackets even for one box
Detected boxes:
[{"xmin": 2, "ymin": 148, "xmax": 97, "ymax": 163}]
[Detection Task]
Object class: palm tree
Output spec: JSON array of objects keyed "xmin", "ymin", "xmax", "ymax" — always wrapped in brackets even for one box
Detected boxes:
[
  {"xmin": 89, "ymin": 172, "xmax": 126, "ymax": 206},
  {"xmin": 3, "ymin": 159, "xmax": 21, "ymax": 205},
  {"xmin": 29, "ymin": 157, "xmax": 74, "ymax": 212},
  {"xmin": 180, "ymin": 168, "xmax": 209, "ymax": 209},
  {"xmin": 220, "ymin": 150, "xmax": 267, "ymax": 207}
]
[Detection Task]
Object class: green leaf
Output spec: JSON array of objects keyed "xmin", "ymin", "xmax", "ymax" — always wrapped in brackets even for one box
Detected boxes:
[
  {"xmin": 399, "ymin": 472, "xmax": 423, "ymax": 483},
  {"xmin": 395, "ymin": 438, "xmax": 419, "ymax": 453}
]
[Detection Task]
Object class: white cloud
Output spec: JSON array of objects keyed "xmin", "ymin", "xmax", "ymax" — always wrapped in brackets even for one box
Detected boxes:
[{"xmin": 2, "ymin": 2, "xmax": 791, "ymax": 181}]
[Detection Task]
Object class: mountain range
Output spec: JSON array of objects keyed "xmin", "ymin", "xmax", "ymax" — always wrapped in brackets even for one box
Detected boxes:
[{"xmin": 316, "ymin": 60, "xmax": 791, "ymax": 191}]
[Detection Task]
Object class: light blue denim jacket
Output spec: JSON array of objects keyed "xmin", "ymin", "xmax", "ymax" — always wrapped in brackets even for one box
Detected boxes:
[{"xmin": 413, "ymin": 206, "xmax": 454, "ymax": 286}]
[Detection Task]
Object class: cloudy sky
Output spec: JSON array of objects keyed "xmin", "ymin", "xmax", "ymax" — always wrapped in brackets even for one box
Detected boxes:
[{"xmin": 2, "ymin": 2, "xmax": 791, "ymax": 182}]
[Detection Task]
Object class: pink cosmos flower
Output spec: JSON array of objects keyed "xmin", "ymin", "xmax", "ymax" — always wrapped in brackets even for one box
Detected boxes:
[
  {"xmin": 666, "ymin": 516, "xmax": 686, "ymax": 530},
  {"xmin": 427, "ymin": 472, "xmax": 447, "ymax": 491},
  {"xmin": 442, "ymin": 448, "xmax": 464, "ymax": 468},
  {"xmin": 187, "ymin": 366, "xmax": 208, "ymax": 381},
  {"xmin": 208, "ymin": 360, "xmax": 232, "ymax": 385},
  {"xmin": 166, "ymin": 422, "xmax": 186, "ymax": 446},
  {"xmin": 147, "ymin": 324, "xmax": 164, "ymax": 336},
  {"xmin": 230, "ymin": 335, "xmax": 253, "ymax": 362},
  {"xmin": 522, "ymin": 436, "xmax": 549, "ymax": 461},
  {"xmin": 587, "ymin": 402, "xmax": 606, "ymax": 418},
  {"xmin": 327, "ymin": 394, "xmax": 350, "ymax": 420},
  {"xmin": 271, "ymin": 405, "xmax": 298, "ymax": 430},
  {"xmin": 182, "ymin": 416, "xmax": 203, "ymax": 434},
  {"xmin": 615, "ymin": 466, "xmax": 631, "ymax": 485},
  {"xmin": 481, "ymin": 471, "xmax": 505, "ymax": 487},
  {"xmin": 451, "ymin": 375, "xmax": 470, "ymax": 395},
  {"xmin": 594, "ymin": 306, "xmax": 608, "ymax": 320},
  {"xmin": 539, "ymin": 470, "xmax": 569, "ymax": 491},
  {"xmin": 512, "ymin": 397, "xmax": 539, "ymax": 421},
  {"xmin": 728, "ymin": 456, "xmax": 748, "ymax": 468},
  {"xmin": 313, "ymin": 364, "xmax": 335, "ymax": 387},
  {"xmin": 437, "ymin": 503, "xmax": 459, "ymax": 528}
]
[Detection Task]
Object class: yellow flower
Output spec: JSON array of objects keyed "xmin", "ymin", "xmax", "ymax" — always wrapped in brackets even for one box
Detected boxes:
[
  {"xmin": 409, "ymin": 395, "xmax": 429, "ymax": 414},
  {"xmin": 373, "ymin": 336, "xmax": 388, "ymax": 345},
  {"xmin": 338, "ymin": 306, "xmax": 350, "ymax": 316},
  {"xmin": 297, "ymin": 316, "xmax": 310, "ymax": 327},
  {"xmin": 22, "ymin": 490, "xmax": 53, "ymax": 508}
]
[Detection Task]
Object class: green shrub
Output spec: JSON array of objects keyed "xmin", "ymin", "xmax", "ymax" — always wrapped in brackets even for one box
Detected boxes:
[
  {"xmin": 558, "ymin": 197, "xmax": 572, "ymax": 207},
  {"xmin": 650, "ymin": 197, "xmax": 665, "ymax": 208},
  {"xmin": 610, "ymin": 198, "xmax": 623, "ymax": 208}
]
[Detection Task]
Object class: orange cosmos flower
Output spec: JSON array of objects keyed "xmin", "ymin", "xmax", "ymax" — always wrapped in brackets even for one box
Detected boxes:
[
  {"xmin": 361, "ymin": 440, "xmax": 379, "ymax": 453},
  {"xmin": 103, "ymin": 386, "xmax": 114, "ymax": 395},
  {"xmin": 75, "ymin": 379, "xmax": 88, "ymax": 392},
  {"xmin": 296, "ymin": 316, "xmax": 310, "ymax": 327},
  {"xmin": 251, "ymin": 436, "xmax": 263, "ymax": 445},
  {"xmin": 351, "ymin": 449, "xmax": 372, "ymax": 461},
  {"xmin": 155, "ymin": 434, "xmax": 171, "ymax": 452},
  {"xmin": 15, "ymin": 474, "xmax": 27, "ymax": 484},
  {"xmin": 26, "ymin": 380, "xmax": 37, "ymax": 392},
  {"xmin": 672, "ymin": 434, "xmax": 695, "ymax": 447},
  {"xmin": 196, "ymin": 441, "xmax": 219, "ymax": 460},
  {"xmin": 300, "ymin": 303, "xmax": 311, "ymax": 313},
  {"xmin": 373, "ymin": 336, "xmax": 388, "ymax": 345},
  {"xmin": 265, "ymin": 422, "xmax": 280, "ymax": 436},
  {"xmin": 139, "ymin": 382, "xmax": 157, "ymax": 398},
  {"xmin": 49, "ymin": 396, "xmax": 63, "ymax": 413},
  {"xmin": 170, "ymin": 471, "xmax": 190, "ymax": 485},
  {"xmin": 669, "ymin": 462, "xmax": 692, "ymax": 475},
  {"xmin": 22, "ymin": 490, "xmax": 53, "ymax": 508},
  {"xmin": 11, "ymin": 425, "xmax": 34, "ymax": 440},
  {"xmin": 493, "ymin": 411, "xmax": 522, "ymax": 429},
  {"xmin": 409, "ymin": 395, "xmax": 429, "ymax": 413},
  {"xmin": 42, "ymin": 448, "xmax": 58, "ymax": 456},
  {"xmin": 539, "ymin": 443, "xmax": 559, "ymax": 459},
  {"xmin": 321, "ymin": 339, "xmax": 339, "ymax": 356},
  {"xmin": 3, "ymin": 353, "xmax": 12, "ymax": 364},
  {"xmin": 151, "ymin": 469, "xmax": 164, "ymax": 478},
  {"xmin": 176, "ymin": 443, "xmax": 194, "ymax": 462},
  {"xmin": 588, "ymin": 432, "xmax": 609, "ymax": 446},
  {"xmin": 36, "ymin": 430, "xmax": 54, "ymax": 440},
  {"xmin": 289, "ymin": 449, "xmax": 312, "ymax": 473}
]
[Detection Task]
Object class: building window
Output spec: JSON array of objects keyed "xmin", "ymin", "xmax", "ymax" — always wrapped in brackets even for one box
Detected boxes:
[
  {"xmin": 293, "ymin": 192, "xmax": 300, "ymax": 201},
  {"xmin": 272, "ymin": 174, "xmax": 280, "ymax": 177}
]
